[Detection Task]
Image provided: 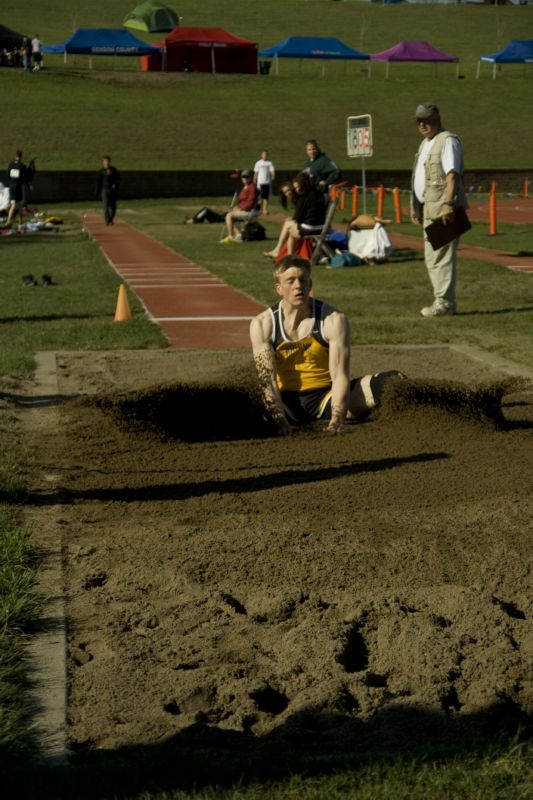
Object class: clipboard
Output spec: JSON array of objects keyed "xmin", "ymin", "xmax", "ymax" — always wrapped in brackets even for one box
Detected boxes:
[{"xmin": 425, "ymin": 207, "xmax": 471, "ymax": 250}]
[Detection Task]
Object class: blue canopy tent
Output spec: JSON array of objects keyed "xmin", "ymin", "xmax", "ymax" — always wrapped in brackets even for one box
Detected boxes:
[
  {"xmin": 476, "ymin": 39, "xmax": 533, "ymax": 79},
  {"xmin": 259, "ymin": 36, "xmax": 370, "ymax": 77},
  {"xmin": 43, "ymin": 28, "xmax": 161, "ymax": 68}
]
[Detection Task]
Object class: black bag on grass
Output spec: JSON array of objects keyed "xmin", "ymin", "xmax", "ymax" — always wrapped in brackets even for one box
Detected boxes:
[{"xmin": 241, "ymin": 219, "xmax": 266, "ymax": 241}]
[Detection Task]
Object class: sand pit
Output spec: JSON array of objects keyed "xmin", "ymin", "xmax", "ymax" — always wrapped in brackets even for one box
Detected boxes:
[{"xmin": 20, "ymin": 346, "xmax": 533, "ymax": 764}]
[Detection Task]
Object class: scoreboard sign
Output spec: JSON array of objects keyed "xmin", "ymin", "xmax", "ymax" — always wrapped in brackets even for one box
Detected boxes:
[{"xmin": 347, "ymin": 115, "xmax": 373, "ymax": 158}]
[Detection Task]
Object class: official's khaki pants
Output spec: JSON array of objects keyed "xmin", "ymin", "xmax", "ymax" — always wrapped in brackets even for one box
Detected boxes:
[{"xmin": 423, "ymin": 217, "xmax": 458, "ymax": 305}]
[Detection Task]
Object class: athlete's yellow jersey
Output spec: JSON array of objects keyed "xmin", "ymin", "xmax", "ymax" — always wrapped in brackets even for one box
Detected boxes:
[{"xmin": 270, "ymin": 299, "xmax": 331, "ymax": 392}]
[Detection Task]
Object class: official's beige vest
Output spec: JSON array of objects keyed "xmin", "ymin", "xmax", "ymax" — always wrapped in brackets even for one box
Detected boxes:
[{"xmin": 412, "ymin": 130, "xmax": 467, "ymax": 221}]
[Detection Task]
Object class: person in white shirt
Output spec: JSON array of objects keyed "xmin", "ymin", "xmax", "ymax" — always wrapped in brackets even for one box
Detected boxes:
[
  {"xmin": 411, "ymin": 103, "xmax": 467, "ymax": 318},
  {"xmin": 253, "ymin": 150, "xmax": 275, "ymax": 215},
  {"xmin": 31, "ymin": 34, "xmax": 42, "ymax": 71}
]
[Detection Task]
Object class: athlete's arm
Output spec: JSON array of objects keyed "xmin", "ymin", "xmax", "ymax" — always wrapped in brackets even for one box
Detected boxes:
[
  {"xmin": 324, "ymin": 310, "xmax": 351, "ymax": 433},
  {"xmin": 250, "ymin": 313, "xmax": 292, "ymax": 435}
]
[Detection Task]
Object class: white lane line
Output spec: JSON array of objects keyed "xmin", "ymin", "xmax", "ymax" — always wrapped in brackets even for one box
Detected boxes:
[
  {"xmin": 129, "ymin": 282, "xmax": 230, "ymax": 289},
  {"xmin": 118, "ymin": 270, "xmax": 208, "ymax": 275},
  {"xmin": 154, "ymin": 316, "xmax": 255, "ymax": 321},
  {"xmin": 115, "ymin": 260, "xmax": 194, "ymax": 267}
]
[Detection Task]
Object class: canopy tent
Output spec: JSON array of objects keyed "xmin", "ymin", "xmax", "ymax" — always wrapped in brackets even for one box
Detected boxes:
[
  {"xmin": 43, "ymin": 28, "xmax": 160, "ymax": 67},
  {"xmin": 140, "ymin": 27, "xmax": 258, "ymax": 73},
  {"xmin": 259, "ymin": 36, "xmax": 370, "ymax": 76},
  {"xmin": 371, "ymin": 40, "xmax": 459, "ymax": 78},
  {"xmin": 0, "ymin": 24, "xmax": 27, "ymax": 49},
  {"xmin": 123, "ymin": 2, "xmax": 179, "ymax": 33},
  {"xmin": 477, "ymin": 40, "xmax": 533, "ymax": 79}
]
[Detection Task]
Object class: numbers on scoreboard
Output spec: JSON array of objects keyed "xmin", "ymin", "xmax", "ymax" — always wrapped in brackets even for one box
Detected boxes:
[{"xmin": 347, "ymin": 115, "xmax": 373, "ymax": 158}]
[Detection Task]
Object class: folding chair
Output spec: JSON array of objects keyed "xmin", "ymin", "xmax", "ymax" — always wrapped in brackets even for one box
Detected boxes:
[
  {"xmin": 307, "ymin": 196, "xmax": 338, "ymax": 266},
  {"xmin": 274, "ymin": 196, "xmax": 338, "ymax": 264}
]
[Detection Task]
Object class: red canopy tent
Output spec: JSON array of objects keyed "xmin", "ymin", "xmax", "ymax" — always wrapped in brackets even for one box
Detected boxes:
[{"xmin": 140, "ymin": 26, "xmax": 258, "ymax": 73}]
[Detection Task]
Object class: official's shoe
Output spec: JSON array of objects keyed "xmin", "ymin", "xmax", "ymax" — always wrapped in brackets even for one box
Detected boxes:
[{"xmin": 420, "ymin": 299, "xmax": 456, "ymax": 317}]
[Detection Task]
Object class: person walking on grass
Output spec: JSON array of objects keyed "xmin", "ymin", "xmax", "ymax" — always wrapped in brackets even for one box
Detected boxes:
[
  {"xmin": 6, "ymin": 150, "xmax": 29, "ymax": 226},
  {"xmin": 96, "ymin": 155, "xmax": 120, "ymax": 226},
  {"xmin": 253, "ymin": 150, "xmax": 275, "ymax": 215},
  {"xmin": 411, "ymin": 102, "xmax": 467, "ymax": 317},
  {"xmin": 250, "ymin": 255, "xmax": 403, "ymax": 435}
]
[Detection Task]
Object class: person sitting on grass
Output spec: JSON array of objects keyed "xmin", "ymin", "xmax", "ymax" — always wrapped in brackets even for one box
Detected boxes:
[
  {"xmin": 263, "ymin": 172, "xmax": 325, "ymax": 261},
  {"xmin": 250, "ymin": 255, "xmax": 404, "ymax": 435},
  {"xmin": 222, "ymin": 170, "xmax": 259, "ymax": 243}
]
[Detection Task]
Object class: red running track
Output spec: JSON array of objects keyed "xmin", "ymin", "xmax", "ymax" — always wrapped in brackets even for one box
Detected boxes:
[{"xmin": 83, "ymin": 214, "xmax": 264, "ymax": 348}]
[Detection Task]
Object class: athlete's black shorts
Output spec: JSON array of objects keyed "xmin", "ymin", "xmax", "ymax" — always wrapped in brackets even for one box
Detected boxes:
[{"xmin": 281, "ymin": 379, "xmax": 359, "ymax": 425}]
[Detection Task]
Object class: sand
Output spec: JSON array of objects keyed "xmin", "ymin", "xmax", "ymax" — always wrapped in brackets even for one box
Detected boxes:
[{"xmin": 19, "ymin": 346, "xmax": 533, "ymax": 759}]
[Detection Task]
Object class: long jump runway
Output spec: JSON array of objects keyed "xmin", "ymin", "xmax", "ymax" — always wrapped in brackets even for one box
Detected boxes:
[{"xmin": 83, "ymin": 214, "xmax": 264, "ymax": 348}]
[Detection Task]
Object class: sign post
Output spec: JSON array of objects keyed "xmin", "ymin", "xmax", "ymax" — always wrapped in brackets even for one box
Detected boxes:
[{"xmin": 347, "ymin": 115, "xmax": 373, "ymax": 214}]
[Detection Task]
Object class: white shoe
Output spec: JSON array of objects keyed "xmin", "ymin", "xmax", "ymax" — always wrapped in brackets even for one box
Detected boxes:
[{"xmin": 420, "ymin": 300, "xmax": 456, "ymax": 317}]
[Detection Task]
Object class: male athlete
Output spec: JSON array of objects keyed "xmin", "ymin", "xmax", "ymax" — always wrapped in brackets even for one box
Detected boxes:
[{"xmin": 250, "ymin": 255, "xmax": 402, "ymax": 435}]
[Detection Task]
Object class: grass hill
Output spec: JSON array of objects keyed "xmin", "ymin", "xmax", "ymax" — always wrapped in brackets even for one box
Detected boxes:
[{"xmin": 1, "ymin": 0, "xmax": 532, "ymax": 170}]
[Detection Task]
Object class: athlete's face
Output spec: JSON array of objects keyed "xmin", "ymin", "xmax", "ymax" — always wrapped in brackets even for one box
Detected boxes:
[{"xmin": 275, "ymin": 267, "xmax": 312, "ymax": 306}]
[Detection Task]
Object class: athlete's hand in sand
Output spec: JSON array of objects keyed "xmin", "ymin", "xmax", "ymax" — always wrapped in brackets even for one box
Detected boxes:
[{"xmin": 274, "ymin": 413, "xmax": 293, "ymax": 436}]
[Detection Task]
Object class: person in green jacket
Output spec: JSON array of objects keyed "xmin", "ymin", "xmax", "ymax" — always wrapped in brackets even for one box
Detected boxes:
[{"xmin": 302, "ymin": 139, "xmax": 341, "ymax": 195}]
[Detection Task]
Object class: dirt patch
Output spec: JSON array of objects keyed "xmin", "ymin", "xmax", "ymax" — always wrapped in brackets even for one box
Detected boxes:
[{"xmin": 21, "ymin": 347, "xmax": 533, "ymax": 757}]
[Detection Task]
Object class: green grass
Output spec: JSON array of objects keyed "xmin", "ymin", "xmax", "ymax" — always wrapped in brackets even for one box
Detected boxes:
[
  {"xmin": 0, "ymin": 214, "xmax": 166, "ymax": 380},
  {"xmin": 0, "ymin": 453, "xmax": 40, "ymax": 762},
  {"xmin": 1, "ymin": 2, "xmax": 533, "ymax": 169},
  {"xmin": 124, "ymin": 742, "xmax": 533, "ymax": 800}
]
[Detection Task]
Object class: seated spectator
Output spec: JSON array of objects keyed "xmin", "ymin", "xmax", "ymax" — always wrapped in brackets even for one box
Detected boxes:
[
  {"xmin": 279, "ymin": 180, "xmax": 297, "ymax": 213},
  {"xmin": 222, "ymin": 170, "xmax": 259, "ymax": 243},
  {"xmin": 264, "ymin": 172, "xmax": 326, "ymax": 260}
]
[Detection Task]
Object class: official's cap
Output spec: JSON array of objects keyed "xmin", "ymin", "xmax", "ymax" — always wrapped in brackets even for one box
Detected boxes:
[
  {"xmin": 415, "ymin": 102, "xmax": 440, "ymax": 121},
  {"xmin": 240, "ymin": 169, "xmax": 252, "ymax": 178}
]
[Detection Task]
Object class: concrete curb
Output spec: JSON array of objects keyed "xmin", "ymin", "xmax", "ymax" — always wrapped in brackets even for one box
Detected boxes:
[{"xmin": 23, "ymin": 352, "xmax": 68, "ymax": 765}]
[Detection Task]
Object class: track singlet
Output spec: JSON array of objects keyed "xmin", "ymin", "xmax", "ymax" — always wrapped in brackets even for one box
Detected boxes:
[{"xmin": 270, "ymin": 299, "xmax": 331, "ymax": 392}]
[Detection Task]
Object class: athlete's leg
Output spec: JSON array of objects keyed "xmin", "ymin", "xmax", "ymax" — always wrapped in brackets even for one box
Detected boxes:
[{"xmin": 348, "ymin": 371, "xmax": 405, "ymax": 421}]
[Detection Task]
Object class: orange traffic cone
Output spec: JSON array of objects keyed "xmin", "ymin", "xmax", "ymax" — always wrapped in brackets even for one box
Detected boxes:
[{"xmin": 114, "ymin": 283, "xmax": 132, "ymax": 322}]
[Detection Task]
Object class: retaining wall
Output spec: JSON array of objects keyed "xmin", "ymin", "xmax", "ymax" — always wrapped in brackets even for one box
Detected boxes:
[{"xmin": 23, "ymin": 169, "xmax": 533, "ymax": 204}]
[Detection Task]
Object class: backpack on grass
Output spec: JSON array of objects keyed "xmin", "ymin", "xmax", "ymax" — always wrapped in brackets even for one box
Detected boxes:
[{"xmin": 241, "ymin": 219, "xmax": 266, "ymax": 241}]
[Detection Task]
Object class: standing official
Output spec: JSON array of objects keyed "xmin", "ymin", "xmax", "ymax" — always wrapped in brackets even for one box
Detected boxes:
[{"xmin": 411, "ymin": 103, "xmax": 467, "ymax": 317}]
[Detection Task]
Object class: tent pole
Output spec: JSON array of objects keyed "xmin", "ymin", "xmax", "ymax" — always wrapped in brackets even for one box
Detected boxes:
[{"xmin": 211, "ymin": 45, "xmax": 215, "ymax": 75}]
